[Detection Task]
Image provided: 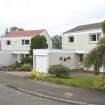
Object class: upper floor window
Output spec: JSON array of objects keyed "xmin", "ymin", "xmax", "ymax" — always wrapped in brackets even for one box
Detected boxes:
[
  {"xmin": 6, "ymin": 40, "xmax": 11, "ymax": 45},
  {"xmin": 22, "ymin": 40, "xmax": 24, "ymax": 45},
  {"xmin": 25, "ymin": 40, "xmax": 29, "ymax": 45},
  {"xmin": 22, "ymin": 39, "xmax": 30, "ymax": 45},
  {"xmin": 89, "ymin": 33, "xmax": 101, "ymax": 42},
  {"xmin": 69, "ymin": 36, "xmax": 74, "ymax": 43}
]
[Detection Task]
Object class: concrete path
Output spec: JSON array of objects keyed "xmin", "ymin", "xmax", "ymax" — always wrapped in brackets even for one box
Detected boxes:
[{"xmin": 0, "ymin": 71, "xmax": 105, "ymax": 105}]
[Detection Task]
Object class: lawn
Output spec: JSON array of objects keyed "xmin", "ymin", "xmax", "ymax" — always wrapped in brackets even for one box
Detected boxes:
[
  {"xmin": 43, "ymin": 75, "xmax": 96, "ymax": 89},
  {"xmin": 28, "ymin": 71, "xmax": 105, "ymax": 90}
]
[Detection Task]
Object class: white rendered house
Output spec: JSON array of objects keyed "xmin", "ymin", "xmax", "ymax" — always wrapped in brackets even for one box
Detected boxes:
[
  {"xmin": 0, "ymin": 29, "xmax": 52, "ymax": 65},
  {"xmin": 33, "ymin": 22, "xmax": 105, "ymax": 73},
  {"xmin": 62, "ymin": 22, "xmax": 104, "ymax": 72}
]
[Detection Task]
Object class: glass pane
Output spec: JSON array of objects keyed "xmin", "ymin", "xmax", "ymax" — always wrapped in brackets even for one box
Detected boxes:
[
  {"xmin": 25, "ymin": 40, "xmax": 29, "ymax": 45},
  {"xmin": 22, "ymin": 40, "xmax": 24, "ymax": 45},
  {"xmin": 69, "ymin": 36, "xmax": 74, "ymax": 42},
  {"xmin": 90, "ymin": 34, "xmax": 96, "ymax": 41}
]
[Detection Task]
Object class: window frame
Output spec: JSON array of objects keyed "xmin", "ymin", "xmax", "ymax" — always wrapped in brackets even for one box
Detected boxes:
[
  {"xmin": 6, "ymin": 40, "xmax": 11, "ymax": 45},
  {"xmin": 68, "ymin": 36, "xmax": 74, "ymax": 43},
  {"xmin": 25, "ymin": 40, "xmax": 30, "ymax": 45},
  {"xmin": 22, "ymin": 39, "xmax": 30, "ymax": 45},
  {"xmin": 89, "ymin": 32, "xmax": 101, "ymax": 42}
]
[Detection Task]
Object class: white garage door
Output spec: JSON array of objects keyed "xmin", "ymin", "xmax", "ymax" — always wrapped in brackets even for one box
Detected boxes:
[{"xmin": 36, "ymin": 55, "xmax": 48, "ymax": 73}]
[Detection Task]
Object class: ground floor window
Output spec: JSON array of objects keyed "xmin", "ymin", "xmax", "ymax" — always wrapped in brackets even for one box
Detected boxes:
[
  {"xmin": 79, "ymin": 54, "xmax": 84, "ymax": 62},
  {"xmin": 21, "ymin": 54, "xmax": 30, "ymax": 59}
]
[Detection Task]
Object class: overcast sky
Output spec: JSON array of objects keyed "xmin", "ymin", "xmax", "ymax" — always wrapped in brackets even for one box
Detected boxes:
[{"xmin": 0, "ymin": 0, "xmax": 105, "ymax": 36}]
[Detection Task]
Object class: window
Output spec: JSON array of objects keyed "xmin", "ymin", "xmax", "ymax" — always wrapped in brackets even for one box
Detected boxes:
[
  {"xmin": 22, "ymin": 40, "xmax": 24, "ymax": 45},
  {"xmin": 6, "ymin": 40, "xmax": 11, "ymax": 45},
  {"xmin": 69, "ymin": 36, "xmax": 74, "ymax": 42},
  {"xmin": 89, "ymin": 33, "xmax": 101, "ymax": 41},
  {"xmin": 79, "ymin": 54, "xmax": 84, "ymax": 62},
  {"xmin": 25, "ymin": 40, "xmax": 29, "ymax": 45},
  {"xmin": 90, "ymin": 34, "xmax": 96, "ymax": 41},
  {"xmin": 22, "ymin": 39, "xmax": 30, "ymax": 45}
]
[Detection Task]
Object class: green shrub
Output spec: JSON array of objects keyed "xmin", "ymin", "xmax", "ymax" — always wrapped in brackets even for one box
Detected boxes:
[
  {"xmin": 8, "ymin": 63, "xmax": 22, "ymax": 71},
  {"xmin": 19, "ymin": 64, "xmax": 32, "ymax": 71},
  {"xmin": 21, "ymin": 56, "xmax": 32, "ymax": 64},
  {"xmin": 94, "ymin": 75, "xmax": 105, "ymax": 90},
  {"xmin": 8, "ymin": 63, "xmax": 32, "ymax": 71},
  {"xmin": 48, "ymin": 64, "xmax": 70, "ymax": 77}
]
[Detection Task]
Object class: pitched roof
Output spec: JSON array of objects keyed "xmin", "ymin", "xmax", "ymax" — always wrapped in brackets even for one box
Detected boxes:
[
  {"xmin": 5, "ymin": 29, "xmax": 46, "ymax": 37},
  {"xmin": 63, "ymin": 22, "xmax": 102, "ymax": 34}
]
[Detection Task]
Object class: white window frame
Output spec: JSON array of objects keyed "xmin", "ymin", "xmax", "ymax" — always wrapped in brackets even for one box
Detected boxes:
[
  {"xmin": 22, "ymin": 39, "xmax": 30, "ymax": 45},
  {"xmin": 89, "ymin": 32, "xmax": 101, "ymax": 42}
]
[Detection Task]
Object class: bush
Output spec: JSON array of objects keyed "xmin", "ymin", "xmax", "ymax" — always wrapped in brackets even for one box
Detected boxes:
[
  {"xmin": 28, "ymin": 70, "xmax": 46, "ymax": 79},
  {"xmin": 48, "ymin": 64, "xmax": 70, "ymax": 77},
  {"xmin": 94, "ymin": 75, "xmax": 105, "ymax": 90},
  {"xmin": 21, "ymin": 56, "xmax": 32, "ymax": 65},
  {"xmin": 7, "ymin": 63, "xmax": 32, "ymax": 71},
  {"xmin": 19, "ymin": 64, "xmax": 32, "ymax": 71},
  {"xmin": 8, "ymin": 63, "xmax": 22, "ymax": 71}
]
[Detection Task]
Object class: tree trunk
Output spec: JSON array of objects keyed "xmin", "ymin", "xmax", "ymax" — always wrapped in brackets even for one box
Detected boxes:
[{"xmin": 94, "ymin": 64, "xmax": 100, "ymax": 75}]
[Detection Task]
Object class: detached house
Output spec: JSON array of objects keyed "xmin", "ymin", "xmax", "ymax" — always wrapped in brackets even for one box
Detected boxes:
[
  {"xmin": 62, "ymin": 22, "xmax": 104, "ymax": 72},
  {"xmin": 0, "ymin": 29, "xmax": 52, "ymax": 65},
  {"xmin": 33, "ymin": 22, "xmax": 105, "ymax": 73}
]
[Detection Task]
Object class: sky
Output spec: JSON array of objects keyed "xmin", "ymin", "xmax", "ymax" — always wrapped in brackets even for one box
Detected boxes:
[{"xmin": 0, "ymin": 0, "xmax": 105, "ymax": 36}]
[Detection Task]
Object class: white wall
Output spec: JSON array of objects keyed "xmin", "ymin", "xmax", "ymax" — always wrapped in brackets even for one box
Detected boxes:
[
  {"xmin": 0, "ymin": 37, "xmax": 31, "ymax": 52},
  {"xmin": 0, "ymin": 31, "xmax": 52, "ymax": 53},
  {"xmin": 49, "ymin": 53, "xmax": 77, "ymax": 69},
  {"xmin": 62, "ymin": 29, "xmax": 102, "ymax": 53}
]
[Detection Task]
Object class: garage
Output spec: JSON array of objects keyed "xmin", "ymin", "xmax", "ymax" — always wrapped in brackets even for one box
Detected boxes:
[
  {"xmin": 36, "ymin": 55, "xmax": 48, "ymax": 73},
  {"xmin": 33, "ymin": 49, "xmax": 76, "ymax": 73}
]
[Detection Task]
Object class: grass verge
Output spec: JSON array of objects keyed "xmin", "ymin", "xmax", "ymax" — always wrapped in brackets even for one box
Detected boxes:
[
  {"xmin": 42, "ymin": 76, "xmax": 96, "ymax": 89},
  {"xmin": 28, "ymin": 71, "xmax": 105, "ymax": 90}
]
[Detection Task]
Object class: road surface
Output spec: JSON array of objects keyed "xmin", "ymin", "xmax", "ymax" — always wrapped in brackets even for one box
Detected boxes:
[{"xmin": 0, "ymin": 84, "xmax": 71, "ymax": 105}]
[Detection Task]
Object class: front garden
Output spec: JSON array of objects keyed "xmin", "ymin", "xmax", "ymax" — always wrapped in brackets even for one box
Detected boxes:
[{"xmin": 28, "ymin": 65, "xmax": 105, "ymax": 91}]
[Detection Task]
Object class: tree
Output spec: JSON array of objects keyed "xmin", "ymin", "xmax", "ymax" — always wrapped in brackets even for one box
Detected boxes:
[
  {"xmin": 84, "ymin": 47, "xmax": 102, "ymax": 74},
  {"xmin": 52, "ymin": 35, "xmax": 62, "ymax": 49},
  {"xmin": 84, "ymin": 21, "xmax": 105, "ymax": 75},
  {"xmin": 30, "ymin": 35, "xmax": 48, "ymax": 55},
  {"xmin": 9, "ymin": 26, "xmax": 24, "ymax": 32},
  {"xmin": 102, "ymin": 20, "xmax": 105, "ymax": 34},
  {"xmin": 10, "ymin": 26, "xmax": 19, "ymax": 32}
]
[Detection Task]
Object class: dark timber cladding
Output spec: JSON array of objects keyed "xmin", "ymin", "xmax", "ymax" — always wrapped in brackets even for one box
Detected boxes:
[{"xmin": 63, "ymin": 22, "xmax": 102, "ymax": 34}]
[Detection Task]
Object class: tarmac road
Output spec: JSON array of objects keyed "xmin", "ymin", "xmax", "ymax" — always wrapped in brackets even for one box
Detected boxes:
[{"xmin": 0, "ymin": 84, "xmax": 71, "ymax": 105}]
